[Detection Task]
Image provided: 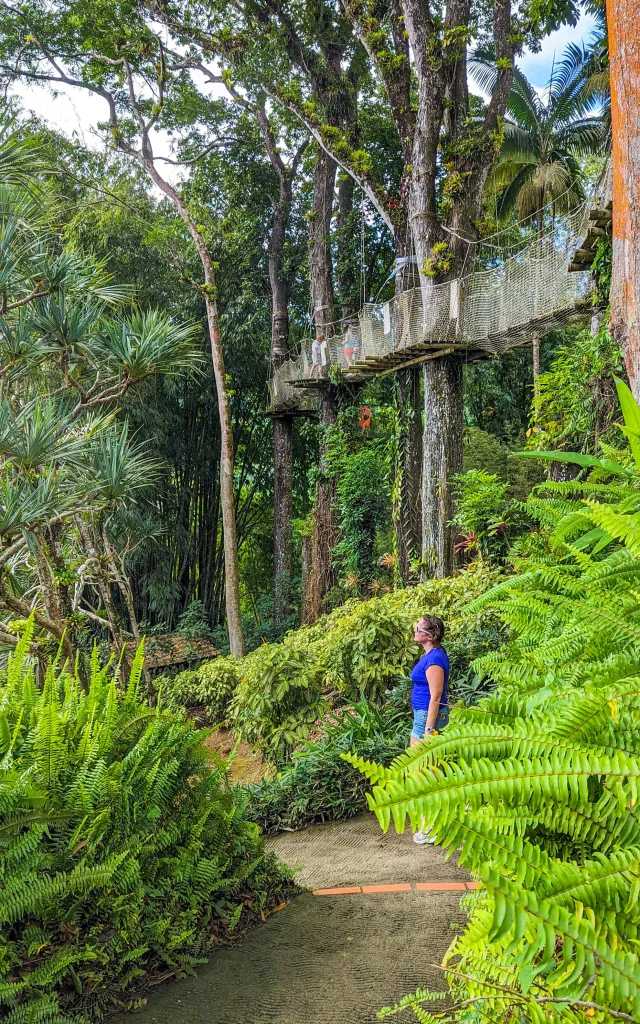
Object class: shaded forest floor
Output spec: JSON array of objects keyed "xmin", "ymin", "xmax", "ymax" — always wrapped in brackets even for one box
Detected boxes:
[{"xmin": 202, "ymin": 727, "xmax": 267, "ymax": 784}]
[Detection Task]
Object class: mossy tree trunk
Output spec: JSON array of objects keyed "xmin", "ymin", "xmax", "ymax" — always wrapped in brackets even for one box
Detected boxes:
[
  {"xmin": 308, "ymin": 147, "xmax": 340, "ymax": 620},
  {"xmin": 421, "ymin": 354, "xmax": 463, "ymax": 576},
  {"xmin": 260, "ymin": 116, "xmax": 307, "ymax": 626}
]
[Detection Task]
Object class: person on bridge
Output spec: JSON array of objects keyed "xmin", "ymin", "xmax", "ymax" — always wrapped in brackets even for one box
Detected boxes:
[
  {"xmin": 343, "ymin": 325, "xmax": 359, "ymax": 366},
  {"xmin": 409, "ymin": 615, "xmax": 449, "ymax": 845},
  {"xmin": 309, "ymin": 334, "xmax": 325, "ymax": 378}
]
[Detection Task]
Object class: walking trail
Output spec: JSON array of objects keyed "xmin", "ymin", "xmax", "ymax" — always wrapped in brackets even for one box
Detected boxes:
[{"xmin": 127, "ymin": 814, "xmax": 473, "ymax": 1024}]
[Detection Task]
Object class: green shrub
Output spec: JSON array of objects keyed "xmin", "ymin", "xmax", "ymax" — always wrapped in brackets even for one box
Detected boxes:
[
  {"xmin": 230, "ymin": 642, "xmax": 328, "ymax": 763},
  {"xmin": 451, "ymin": 469, "xmax": 530, "ymax": 560},
  {"xmin": 530, "ymin": 319, "xmax": 623, "ymax": 455},
  {"xmin": 322, "ymin": 600, "xmax": 416, "ymax": 699},
  {"xmin": 0, "ymin": 631, "xmax": 291, "ymax": 1023},
  {"xmin": 348, "ymin": 380, "xmax": 640, "ymax": 1023},
  {"xmin": 165, "ymin": 564, "xmax": 501, "ymax": 765},
  {"xmin": 463, "ymin": 426, "xmax": 512, "ymax": 478},
  {"xmin": 161, "ymin": 657, "xmax": 240, "ymax": 725},
  {"xmin": 245, "ymin": 689, "xmax": 410, "ymax": 833},
  {"xmin": 463, "ymin": 426, "xmax": 544, "ymax": 500}
]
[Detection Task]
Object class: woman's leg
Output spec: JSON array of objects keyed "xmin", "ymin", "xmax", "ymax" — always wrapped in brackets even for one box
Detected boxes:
[{"xmin": 410, "ymin": 708, "xmax": 427, "ymax": 747}]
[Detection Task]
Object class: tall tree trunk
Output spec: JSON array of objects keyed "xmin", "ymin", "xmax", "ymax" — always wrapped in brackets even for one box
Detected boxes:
[
  {"xmin": 311, "ymin": 386, "xmax": 340, "ymax": 618},
  {"xmin": 606, "ymin": 0, "xmax": 640, "ymax": 399},
  {"xmin": 268, "ymin": 156, "xmax": 295, "ymax": 627},
  {"xmin": 308, "ymin": 145, "xmax": 340, "ymax": 619},
  {"xmin": 394, "ymin": 365, "xmax": 423, "ymax": 582},
  {"xmin": 273, "ymin": 415, "xmax": 293, "ymax": 623},
  {"xmin": 532, "ymin": 332, "xmax": 541, "ymax": 413},
  {"xmin": 309, "ymin": 144, "xmax": 337, "ymax": 338},
  {"xmin": 422, "ymin": 354, "xmax": 463, "ymax": 577},
  {"xmin": 336, "ymin": 171, "xmax": 357, "ymax": 320},
  {"xmin": 142, "ymin": 160, "xmax": 245, "ymax": 657},
  {"xmin": 300, "ymin": 532, "xmax": 318, "ymax": 625},
  {"xmin": 392, "ymin": 224, "xmax": 423, "ymax": 582}
]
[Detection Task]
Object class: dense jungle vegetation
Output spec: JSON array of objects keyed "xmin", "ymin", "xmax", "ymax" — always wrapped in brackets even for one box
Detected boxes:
[{"xmin": 1, "ymin": 0, "xmax": 640, "ymax": 1018}]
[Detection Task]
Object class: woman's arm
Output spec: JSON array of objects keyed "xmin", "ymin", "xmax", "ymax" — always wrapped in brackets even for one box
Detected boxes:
[{"xmin": 425, "ymin": 665, "xmax": 445, "ymax": 730}]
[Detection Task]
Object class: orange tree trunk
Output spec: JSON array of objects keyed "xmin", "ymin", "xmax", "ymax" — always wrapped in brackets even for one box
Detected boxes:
[{"xmin": 607, "ymin": 0, "xmax": 640, "ymax": 397}]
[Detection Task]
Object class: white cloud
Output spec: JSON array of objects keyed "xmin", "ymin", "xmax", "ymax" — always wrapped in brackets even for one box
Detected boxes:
[{"xmin": 518, "ymin": 11, "xmax": 599, "ymax": 87}]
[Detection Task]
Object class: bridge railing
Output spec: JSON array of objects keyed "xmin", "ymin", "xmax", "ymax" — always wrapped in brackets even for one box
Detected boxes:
[{"xmin": 269, "ymin": 200, "xmax": 596, "ymax": 409}]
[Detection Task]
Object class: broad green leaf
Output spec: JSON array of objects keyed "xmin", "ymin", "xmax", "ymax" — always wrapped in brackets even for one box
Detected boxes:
[
  {"xmin": 514, "ymin": 450, "xmax": 630, "ymax": 477},
  {"xmin": 615, "ymin": 376, "xmax": 640, "ymax": 470}
]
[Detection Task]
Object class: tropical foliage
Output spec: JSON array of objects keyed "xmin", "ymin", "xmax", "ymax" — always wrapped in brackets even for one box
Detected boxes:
[
  {"xmin": 168, "ymin": 563, "xmax": 502, "ymax": 763},
  {"xmin": 347, "ymin": 381, "xmax": 640, "ymax": 1022},
  {"xmin": 246, "ymin": 690, "xmax": 410, "ymax": 833},
  {"xmin": 0, "ymin": 628, "xmax": 291, "ymax": 1023},
  {"xmin": 529, "ymin": 320, "xmax": 623, "ymax": 453},
  {"xmin": 0, "ymin": 139, "xmax": 201, "ymax": 663},
  {"xmin": 476, "ymin": 55, "xmax": 605, "ymax": 231}
]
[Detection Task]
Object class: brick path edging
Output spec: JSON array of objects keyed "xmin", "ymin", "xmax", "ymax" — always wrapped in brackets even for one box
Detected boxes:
[{"xmin": 313, "ymin": 881, "xmax": 481, "ymax": 896}]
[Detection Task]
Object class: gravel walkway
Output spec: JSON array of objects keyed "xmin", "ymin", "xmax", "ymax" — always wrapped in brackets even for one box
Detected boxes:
[{"xmin": 119, "ymin": 814, "xmax": 470, "ymax": 1024}]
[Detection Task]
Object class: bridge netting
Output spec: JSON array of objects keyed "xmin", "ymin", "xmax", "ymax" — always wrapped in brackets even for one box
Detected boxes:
[{"xmin": 270, "ymin": 175, "xmax": 608, "ymax": 412}]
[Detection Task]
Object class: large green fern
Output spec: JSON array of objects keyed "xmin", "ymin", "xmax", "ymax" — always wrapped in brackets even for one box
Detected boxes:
[
  {"xmin": 347, "ymin": 381, "xmax": 640, "ymax": 1022},
  {"xmin": 0, "ymin": 629, "xmax": 290, "ymax": 1022}
]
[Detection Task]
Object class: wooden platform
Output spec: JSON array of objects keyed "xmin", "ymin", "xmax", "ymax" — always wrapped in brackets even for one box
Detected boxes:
[{"xmin": 569, "ymin": 205, "xmax": 612, "ymax": 272}]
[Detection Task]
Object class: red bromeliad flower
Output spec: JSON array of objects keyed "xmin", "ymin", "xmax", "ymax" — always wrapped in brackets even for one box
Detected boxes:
[{"xmin": 455, "ymin": 533, "xmax": 479, "ymax": 554}]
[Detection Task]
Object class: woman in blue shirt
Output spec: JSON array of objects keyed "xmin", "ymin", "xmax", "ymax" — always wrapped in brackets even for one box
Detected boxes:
[
  {"xmin": 409, "ymin": 615, "xmax": 449, "ymax": 844},
  {"xmin": 410, "ymin": 614, "xmax": 449, "ymax": 744}
]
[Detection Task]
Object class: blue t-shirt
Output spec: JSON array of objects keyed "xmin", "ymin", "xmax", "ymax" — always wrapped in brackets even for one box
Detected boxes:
[{"xmin": 410, "ymin": 647, "xmax": 450, "ymax": 711}]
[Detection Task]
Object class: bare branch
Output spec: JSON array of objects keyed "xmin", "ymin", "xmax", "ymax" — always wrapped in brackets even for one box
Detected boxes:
[
  {"xmin": 0, "ymin": 537, "xmax": 28, "ymax": 568},
  {"xmin": 5, "ymin": 287, "xmax": 50, "ymax": 310},
  {"xmin": 154, "ymin": 137, "xmax": 239, "ymax": 165}
]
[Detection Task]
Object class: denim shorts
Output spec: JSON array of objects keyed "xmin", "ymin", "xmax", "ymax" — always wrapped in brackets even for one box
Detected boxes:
[{"xmin": 411, "ymin": 706, "xmax": 449, "ymax": 740}]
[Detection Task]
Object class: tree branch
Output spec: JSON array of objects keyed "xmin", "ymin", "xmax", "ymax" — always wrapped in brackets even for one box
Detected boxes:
[{"xmin": 265, "ymin": 85, "xmax": 393, "ymax": 231}]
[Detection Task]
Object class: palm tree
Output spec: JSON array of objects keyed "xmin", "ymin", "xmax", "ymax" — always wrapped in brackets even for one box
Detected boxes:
[
  {"xmin": 567, "ymin": 2, "xmax": 610, "ymax": 149},
  {"xmin": 474, "ymin": 53, "xmax": 605, "ymax": 240},
  {"xmin": 0, "ymin": 139, "xmax": 202, "ymax": 665},
  {"xmin": 472, "ymin": 50, "xmax": 605, "ymax": 397}
]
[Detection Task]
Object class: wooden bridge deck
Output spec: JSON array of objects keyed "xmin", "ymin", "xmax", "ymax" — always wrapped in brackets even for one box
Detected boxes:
[{"xmin": 286, "ymin": 296, "xmax": 594, "ymax": 393}]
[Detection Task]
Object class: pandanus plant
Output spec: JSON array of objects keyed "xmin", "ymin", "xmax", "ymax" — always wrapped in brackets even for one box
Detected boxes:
[{"xmin": 0, "ymin": 129, "xmax": 201, "ymax": 665}]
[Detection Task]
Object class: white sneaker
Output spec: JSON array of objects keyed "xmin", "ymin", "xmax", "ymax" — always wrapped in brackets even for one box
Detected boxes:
[{"xmin": 413, "ymin": 829, "xmax": 437, "ymax": 845}]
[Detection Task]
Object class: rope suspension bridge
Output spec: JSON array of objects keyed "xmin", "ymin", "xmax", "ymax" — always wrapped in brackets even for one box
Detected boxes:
[{"xmin": 269, "ymin": 168, "xmax": 612, "ymax": 414}]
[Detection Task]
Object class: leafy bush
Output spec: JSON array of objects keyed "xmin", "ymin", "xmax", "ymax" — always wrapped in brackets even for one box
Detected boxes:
[
  {"xmin": 530, "ymin": 320, "xmax": 623, "ymax": 455},
  {"xmin": 348, "ymin": 380, "xmax": 640, "ymax": 1023},
  {"xmin": 0, "ymin": 632, "xmax": 291, "ymax": 1023},
  {"xmin": 165, "ymin": 564, "xmax": 502, "ymax": 764},
  {"xmin": 175, "ymin": 599, "xmax": 216, "ymax": 641},
  {"xmin": 161, "ymin": 657, "xmax": 241, "ymax": 725},
  {"xmin": 230, "ymin": 641, "xmax": 329, "ymax": 763},
  {"xmin": 327, "ymin": 428, "xmax": 393, "ymax": 582},
  {"xmin": 246, "ymin": 689, "xmax": 410, "ymax": 834},
  {"xmin": 463, "ymin": 427, "xmax": 544, "ymax": 500},
  {"xmin": 451, "ymin": 469, "xmax": 530, "ymax": 560}
]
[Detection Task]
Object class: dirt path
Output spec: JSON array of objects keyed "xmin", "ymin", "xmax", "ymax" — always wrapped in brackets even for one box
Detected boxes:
[
  {"xmin": 202, "ymin": 727, "xmax": 266, "ymax": 784},
  {"xmin": 124, "ymin": 815, "xmax": 470, "ymax": 1024}
]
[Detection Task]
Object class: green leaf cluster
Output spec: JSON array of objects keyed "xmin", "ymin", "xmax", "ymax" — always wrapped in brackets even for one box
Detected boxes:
[
  {"xmin": 161, "ymin": 658, "xmax": 240, "ymax": 727},
  {"xmin": 172, "ymin": 563, "xmax": 500, "ymax": 763},
  {"xmin": 245, "ymin": 690, "xmax": 410, "ymax": 834},
  {"xmin": 346, "ymin": 380, "xmax": 640, "ymax": 1022},
  {"xmin": 0, "ymin": 628, "xmax": 289, "ymax": 1022}
]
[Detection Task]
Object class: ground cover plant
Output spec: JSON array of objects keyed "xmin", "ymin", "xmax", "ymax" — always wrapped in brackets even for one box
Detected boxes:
[
  {"xmin": 348, "ymin": 383, "xmax": 640, "ymax": 1022},
  {"xmin": 245, "ymin": 689, "xmax": 410, "ymax": 834},
  {"xmin": 0, "ymin": 629, "xmax": 291, "ymax": 1024}
]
